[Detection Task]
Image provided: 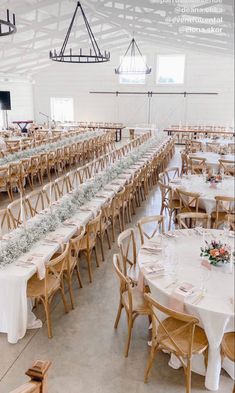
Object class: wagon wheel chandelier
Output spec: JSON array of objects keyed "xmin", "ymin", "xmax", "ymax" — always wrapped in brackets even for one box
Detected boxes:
[
  {"xmin": 115, "ymin": 38, "xmax": 151, "ymax": 75},
  {"xmin": 50, "ymin": 1, "xmax": 110, "ymax": 64},
  {"xmin": 0, "ymin": 9, "xmax": 16, "ymax": 37}
]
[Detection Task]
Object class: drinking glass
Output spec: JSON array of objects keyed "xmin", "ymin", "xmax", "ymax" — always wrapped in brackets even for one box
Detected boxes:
[
  {"xmin": 223, "ymin": 222, "xmax": 230, "ymax": 240},
  {"xmin": 200, "ymin": 265, "xmax": 211, "ymax": 292},
  {"xmin": 202, "ymin": 167, "xmax": 207, "ymax": 181}
]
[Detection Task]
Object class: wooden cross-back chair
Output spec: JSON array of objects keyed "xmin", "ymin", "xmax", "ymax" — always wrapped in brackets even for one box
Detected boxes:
[
  {"xmin": 39, "ymin": 153, "xmax": 48, "ymax": 183},
  {"xmin": 0, "ymin": 166, "xmax": 12, "ymax": 200},
  {"xmin": 206, "ymin": 142, "xmax": 219, "ymax": 153},
  {"xmin": 228, "ymin": 143, "xmax": 235, "ymax": 154},
  {"xmin": 189, "ymin": 140, "xmax": 202, "ymax": 153},
  {"xmin": 137, "ymin": 215, "xmax": 165, "ymax": 245},
  {"xmin": 77, "ymin": 166, "xmax": 89, "ymax": 184},
  {"xmin": 211, "ymin": 196, "xmax": 235, "ymax": 228},
  {"xmin": 225, "ymin": 214, "xmax": 235, "ymax": 231},
  {"xmin": 176, "ymin": 188, "xmax": 201, "ymax": 214},
  {"xmin": 113, "ymin": 254, "xmax": 151, "ymax": 357},
  {"xmin": 144, "ymin": 293, "xmax": 208, "ymax": 393},
  {"xmin": 159, "ymin": 167, "xmax": 179, "ymax": 185},
  {"xmin": 25, "ymin": 190, "xmax": 45, "ymax": 217},
  {"xmin": 98, "ymin": 202, "xmax": 112, "ymax": 261},
  {"xmin": 158, "ymin": 181, "xmax": 180, "ymax": 230},
  {"xmin": 177, "ymin": 212, "xmax": 210, "ymax": 229},
  {"xmin": 7, "ymin": 198, "xmax": 30, "ymax": 228},
  {"xmin": 79, "ymin": 211, "xmax": 101, "ymax": 283},
  {"xmin": 8, "ymin": 162, "xmax": 23, "ymax": 197},
  {"xmin": 188, "ymin": 156, "xmax": 207, "ymax": 174},
  {"xmin": 219, "ymin": 159, "xmax": 235, "ymax": 176},
  {"xmin": 221, "ymin": 331, "xmax": 235, "ymax": 393},
  {"xmin": 27, "ymin": 243, "xmax": 70, "ymax": 338},
  {"xmin": 181, "ymin": 151, "xmax": 189, "ymax": 176},
  {"xmin": 57, "ymin": 227, "xmax": 86, "ymax": 309},
  {"xmin": 117, "ymin": 228, "xmax": 138, "ymax": 283},
  {"xmin": 86, "ymin": 161, "xmax": 95, "ymax": 178},
  {"xmin": 9, "ymin": 360, "xmax": 51, "ymax": 393},
  {"xmin": 54, "ymin": 175, "xmax": 70, "ymax": 199},
  {"xmin": 42, "ymin": 182, "xmax": 57, "ymax": 207},
  {"xmin": 0, "ymin": 208, "xmax": 12, "ymax": 234},
  {"xmin": 28, "ymin": 156, "xmax": 41, "ymax": 188},
  {"xmin": 110, "ymin": 188, "xmax": 125, "ymax": 241}
]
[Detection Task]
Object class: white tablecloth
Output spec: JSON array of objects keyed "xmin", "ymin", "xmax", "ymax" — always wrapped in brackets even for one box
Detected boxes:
[
  {"xmin": 170, "ymin": 175, "xmax": 234, "ymax": 214},
  {"xmin": 189, "ymin": 152, "xmax": 234, "ymax": 171},
  {"xmin": 0, "ymin": 143, "xmax": 163, "ymax": 343},
  {"xmin": 138, "ymin": 229, "xmax": 234, "ymax": 391},
  {"xmin": 198, "ymin": 138, "xmax": 233, "ymax": 151}
]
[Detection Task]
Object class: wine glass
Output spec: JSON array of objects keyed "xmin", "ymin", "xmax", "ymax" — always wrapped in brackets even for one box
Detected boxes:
[
  {"xmin": 220, "ymin": 166, "xmax": 225, "ymax": 180},
  {"xmin": 223, "ymin": 222, "xmax": 230, "ymax": 240},
  {"xmin": 199, "ymin": 265, "xmax": 211, "ymax": 293},
  {"xmin": 202, "ymin": 166, "xmax": 207, "ymax": 181}
]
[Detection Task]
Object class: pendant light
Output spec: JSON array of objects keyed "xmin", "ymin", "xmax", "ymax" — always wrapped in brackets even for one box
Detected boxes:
[
  {"xmin": 0, "ymin": 9, "xmax": 16, "ymax": 37},
  {"xmin": 50, "ymin": 1, "xmax": 110, "ymax": 64},
  {"xmin": 115, "ymin": 38, "xmax": 151, "ymax": 75}
]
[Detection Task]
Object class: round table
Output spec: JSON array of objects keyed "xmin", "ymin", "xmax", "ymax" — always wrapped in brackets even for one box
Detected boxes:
[
  {"xmin": 170, "ymin": 175, "xmax": 234, "ymax": 214},
  {"xmin": 197, "ymin": 138, "xmax": 233, "ymax": 150},
  {"xmin": 189, "ymin": 152, "xmax": 234, "ymax": 171},
  {"xmin": 138, "ymin": 229, "xmax": 234, "ymax": 391}
]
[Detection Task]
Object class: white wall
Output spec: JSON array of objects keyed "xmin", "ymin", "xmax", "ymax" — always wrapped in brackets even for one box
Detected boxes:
[
  {"xmin": 5, "ymin": 46, "xmax": 235, "ymax": 130},
  {"xmin": 0, "ymin": 76, "xmax": 34, "ymax": 128}
]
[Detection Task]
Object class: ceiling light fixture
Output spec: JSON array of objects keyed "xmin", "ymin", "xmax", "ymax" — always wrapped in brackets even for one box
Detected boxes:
[
  {"xmin": 115, "ymin": 38, "xmax": 151, "ymax": 75},
  {"xmin": 50, "ymin": 1, "xmax": 110, "ymax": 64},
  {"xmin": 0, "ymin": 9, "xmax": 16, "ymax": 37}
]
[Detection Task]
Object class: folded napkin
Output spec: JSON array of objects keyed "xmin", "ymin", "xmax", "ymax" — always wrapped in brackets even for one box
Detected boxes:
[
  {"xmin": 17, "ymin": 254, "xmax": 45, "ymax": 280},
  {"xmin": 201, "ymin": 259, "xmax": 212, "ymax": 271},
  {"xmin": 64, "ymin": 219, "xmax": 80, "ymax": 227},
  {"xmin": 169, "ymin": 282, "xmax": 195, "ymax": 313}
]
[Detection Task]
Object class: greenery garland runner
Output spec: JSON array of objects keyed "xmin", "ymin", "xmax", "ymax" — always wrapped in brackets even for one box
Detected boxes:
[
  {"xmin": 0, "ymin": 129, "xmax": 105, "ymax": 167},
  {"xmin": 0, "ymin": 134, "xmax": 166, "ymax": 268}
]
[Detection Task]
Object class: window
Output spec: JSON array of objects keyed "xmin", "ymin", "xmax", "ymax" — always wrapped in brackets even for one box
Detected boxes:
[
  {"xmin": 156, "ymin": 55, "xmax": 185, "ymax": 84},
  {"xmin": 50, "ymin": 97, "xmax": 74, "ymax": 122},
  {"xmin": 119, "ymin": 56, "xmax": 146, "ymax": 84}
]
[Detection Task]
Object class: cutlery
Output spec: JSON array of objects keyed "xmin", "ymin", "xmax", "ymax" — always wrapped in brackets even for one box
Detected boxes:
[
  {"xmin": 164, "ymin": 279, "xmax": 178, "ymax": 289},
  {"xmin": 192, "ymin": 292, "xmax": 205, "ymax": 305}
]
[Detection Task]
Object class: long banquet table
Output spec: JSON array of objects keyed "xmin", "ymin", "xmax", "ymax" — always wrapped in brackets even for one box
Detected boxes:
[
  {"xmin": 0, "ymin": 136, "xmax": 169, "ymax": 344},
  {"xmin": 138, "ymin": 229, "xmax": 234, "ymax": 391}
]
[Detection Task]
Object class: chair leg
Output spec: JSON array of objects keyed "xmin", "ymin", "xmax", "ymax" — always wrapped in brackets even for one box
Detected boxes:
[
  {"xmin": 186, "ymin": 359, "xmax": 192, "ymax": 393},
  {"xmin": 44, "ymin": 299, "xmax": 52, "ymax": 339},
  {"xmin": 112, "ymin": 220, "xmax": 116, "ymax": 242},
  {"xmin": 86, "ymin": 251, "xmax": 93, "ymax": 283},
  {"xmin": 114, "ymin": 301, "xmax": 123, "ymax": 329},
  {"xmin": 99, "ymin": 235, "xmax": 105, "ymax": 262},
  {"xmin": 144, "ymin": 345, "xmax": 158, "ymax": 383},
  {"xmin": 125, "ymin": 315, "xmax": 133, "ymax": 357},
  {"xmin": 60, "ymin": 281, "xmax": 69, "ymax": 314},
  {"xmin": 94, "ymin": 245, "xmax": 100, "ymax": 267},
  {"xmin": 75, "ymin": 263, "xmax": 83, "ymax": 288},
  {"xmin": 106, "ymin": 229, "xmax": 111, "ymax": 249},
  {"xmin": 66, "ymin": 274, "xmax": 75, "ymax": 310}
]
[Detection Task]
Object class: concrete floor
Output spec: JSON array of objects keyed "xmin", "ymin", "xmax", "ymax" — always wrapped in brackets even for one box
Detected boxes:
[{"xmin": 0, "ymin": 149, "xmax": 233, "ymax": 393}]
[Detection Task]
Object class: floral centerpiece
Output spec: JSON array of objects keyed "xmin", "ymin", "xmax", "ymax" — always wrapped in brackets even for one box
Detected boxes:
[
  {"xmin": 200, "ymin": 240, "xmax": 232, "ymax": 266},
  {"xmin": 206, "ymin": 174, "xmax": 222, "ymax": 184}
]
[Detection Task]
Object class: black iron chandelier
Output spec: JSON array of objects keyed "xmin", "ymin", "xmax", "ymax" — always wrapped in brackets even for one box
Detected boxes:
[
  {"xmin": 0, "ymin": 9, "xmax": 16, "ymax": 37},
  {"xmin": 50, "ymin": 1, "xmax": 110, "ymax": 64},
  {"xmin": 115, "ymin": 38, "xmax": 151, "ymax": 75}
]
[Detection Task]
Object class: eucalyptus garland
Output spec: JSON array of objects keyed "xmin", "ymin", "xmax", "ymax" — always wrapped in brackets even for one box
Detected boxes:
[
  {"xmin": 0, "ymin": 135, "xmax": 166, "ymax": 267},
  {"xmin": 0, "ymin": 130, "xmax": 104, "ymax": 167}
]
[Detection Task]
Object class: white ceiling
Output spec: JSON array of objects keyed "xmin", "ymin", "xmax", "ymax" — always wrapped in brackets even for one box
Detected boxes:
[{"xmin": 0, "ymin": 0, "xmax": 234, "ymax": 75}]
